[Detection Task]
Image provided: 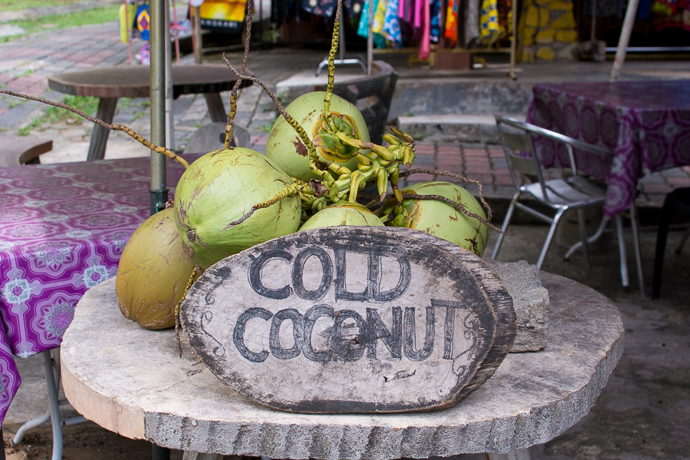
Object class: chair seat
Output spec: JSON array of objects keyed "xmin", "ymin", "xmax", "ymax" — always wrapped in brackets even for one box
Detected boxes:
[
  {"xmin": 0, "ymin": 135, "xmax": 53, "ymax": 167},
  {"xmin": 523, "ymin": 176, "xmax": 606, "ymax": 208}
]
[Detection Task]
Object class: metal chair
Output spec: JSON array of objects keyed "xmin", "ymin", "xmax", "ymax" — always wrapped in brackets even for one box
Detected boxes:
[
  {"xmin": 182, "ymin": 123, "xmax": 251, "ymax": 154},
  {"xmin": 491, "ymin": 116, "xmax": 645, "ymax": 294}
]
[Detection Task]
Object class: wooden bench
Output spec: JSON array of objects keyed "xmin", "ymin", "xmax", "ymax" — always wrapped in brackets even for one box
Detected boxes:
[{"xmin": 0, "ymin": 134, "xmax": 52, "ymax": 167}]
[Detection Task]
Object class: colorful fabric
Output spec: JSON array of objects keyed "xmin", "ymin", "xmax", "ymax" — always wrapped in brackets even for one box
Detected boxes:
[
  {"xmin": 526, "ymin": 81, "xmax": 690, "ymax": 218},
  {"xmin": 136, "ymin": 4, "xmax": 150, "ymax": 41},
  {"xmin": 383, "ymin": 0, "xmax": 403, "ymax": 47},
  {"xmin": 418, "ymin": 0, "xmax": 431, "ymax": 60},
  {"xmin": 302, "ymin": 0, "xmax": 338, "ymax": 18},
  {"xmin": 357, "ymin": 0, "xmax": 388, "ymax": 47},
  {"xmin": 444, "ymin": 0, "xmax": 459, "ymax": 47},
  {"xmin": 0, "ymin": 156, "xmax": 190, "ymax": 424},
  {"xmin": 464, "ymin": 0, "xmax": 480, "ymax": 46},
  {"xmin": 429, "ymin": 0, "xmax": 442, "ymax": 43},
  {"xmin": 480, "ymin": 0, "xmax": 500, "ymax": 45}
]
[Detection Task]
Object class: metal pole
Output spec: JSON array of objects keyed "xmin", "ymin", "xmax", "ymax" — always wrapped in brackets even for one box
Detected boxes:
[
  {"xmin": 150, "ymin": 0, "xmax": 168, "ymax": 216},
  {"xmin": 610, "ymin": 0, "xmax": 639, "ymax": 81},
  {"xmin": 508, "ymin": 0, "xmax": 517, "ymax": 79},
  {"xmin": 165, "ymin": 0, "xmax": 175, "ymax": 151},
  {"xmin": 367, "ymin": 0, "xmax": 373, "ymax": 75},
  {"xmin": 193, "ymin": 6, "xmax": 203, "ymax": 64}
]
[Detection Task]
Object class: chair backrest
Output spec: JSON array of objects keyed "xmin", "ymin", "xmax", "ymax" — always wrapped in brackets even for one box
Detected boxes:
[
  {"xmin": 495, "ymin": 116, "xmax": 614, "ymax": 203},
  {"xmin": 315, "ymin": 61, "xmax": 398, "ymax": 145},
  {"xmin": 182, "ymin": 123, "xmax": 251, "ymax": 155}
]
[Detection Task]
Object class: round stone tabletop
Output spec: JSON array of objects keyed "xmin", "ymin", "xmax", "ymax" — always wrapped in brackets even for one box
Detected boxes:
[
  {"xmin": 61, "ymin": 273, "xmax": 623, "ymax": 459},
  {"xmin": 47, "ymin": 64, "xmax": 252, "ymax": 99}
]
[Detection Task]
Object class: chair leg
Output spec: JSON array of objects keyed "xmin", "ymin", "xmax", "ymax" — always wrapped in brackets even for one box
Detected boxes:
[
  {"xmin": 577, "ymin": 208, "xmax": 592, "ymax": 269},
  {"xmin": 564, "ymin": 215, "xmax": 609, "ymax": 260},
  {"xmin": 615, "ymin": 215, "xmax": 630, "ymax": 289},
  {"xmin": 675, "ymin": 231, "xmax": 689, "ymax": 255},
  {"xmin": 42, "ymin": 351, "xmax": 63, "ymax": 460},
  {"xmin": 653, "ymin": 200, "xmax": 673, "ymax": 299},
  {"xmin": 490, "ymin": 192, "xmax": 520, "ymax": 260},
  {"xmin": 536, "ymin": 208, "xmax": 567, "ymax": 270},
  {"xmin": 629, "ymin": 202, "xmax": 646, "ymax": 297}
]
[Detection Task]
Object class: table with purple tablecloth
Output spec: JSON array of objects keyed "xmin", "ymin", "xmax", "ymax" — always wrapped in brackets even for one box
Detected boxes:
[
  {"xmin": 0, "ymin": 156, "xmax": 189, "ymax": 423},
  {"xmin": 526, "ymin": 80, "xmax": 690, "ymax": 218}
]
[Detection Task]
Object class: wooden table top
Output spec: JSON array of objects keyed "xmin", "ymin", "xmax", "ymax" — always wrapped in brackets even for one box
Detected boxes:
[
  {"xmin": 47, "ymin": 64, "xmax": 253, "ymax": 99},
  {"xmin": 61, "ymin": 271, "xmax": 624, "ymax": 458}
]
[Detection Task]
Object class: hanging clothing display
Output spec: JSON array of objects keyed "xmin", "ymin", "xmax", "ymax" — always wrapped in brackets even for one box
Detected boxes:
[
  {"xmin": 383, "ymin": 0, "xmax": 403, "ymax": 47},
  {"xmin": 444, "ymin": 0, "xmax": 459, "ymax": 47},
  {"xmin": 480, "ymin": 0, "xmax": 500, "ymax": 45},
  {"xmin": 464, "ymin": 0, "xmax": 480, "ymax": 46},
  {"xmin": 429, "ymin": 0, "xmax": 442, "ymax": 42},
  {"xmin": 357, "ymin": 0, "xmax": 388, "ymax": 47},
  {"xmin": 418, "ymin": 0, "xmax": 431, "ymax": 59},
  {"xmin": 301, "ymin": 0, "xmax": 338, "ymax": 17}
]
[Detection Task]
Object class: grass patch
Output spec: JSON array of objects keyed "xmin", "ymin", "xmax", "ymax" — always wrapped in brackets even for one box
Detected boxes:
[
  {"xmin": 0, "ymin": 4, "xmax": 121, "ymax": 43},
  {"xmin": 16, "ymin": 95, "xmax": 98, "ymax": 136},
  {"xmin": 259, "ymin": 122, "xmax": 276, "ymax": 133},
  {"xmin": 0, "ymin": 0, "xmax": 75, "ymax": 12}
]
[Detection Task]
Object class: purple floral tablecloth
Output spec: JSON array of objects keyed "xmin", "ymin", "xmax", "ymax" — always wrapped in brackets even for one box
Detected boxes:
[
  {"xmin": 0, "ymin": 156, "xmax": 189, "ymax": 423},
  {"xmin": 526, "ymin": 80, "xmax": 690, "ymax": 217}
]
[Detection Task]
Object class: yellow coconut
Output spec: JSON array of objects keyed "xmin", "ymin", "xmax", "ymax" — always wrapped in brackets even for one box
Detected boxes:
[{"xmin": 116, "ymin": 208, "xmax": 198, "ymax": 330}]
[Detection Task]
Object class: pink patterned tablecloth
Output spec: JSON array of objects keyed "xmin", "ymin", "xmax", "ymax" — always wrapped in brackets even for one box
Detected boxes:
[
  {"xmin": 0, "ymin": 156, "xmax": 190, "ymax": 423},
  {"xmin": 526, "ymin": 80, "xmax": 690, "ymax": 218}
]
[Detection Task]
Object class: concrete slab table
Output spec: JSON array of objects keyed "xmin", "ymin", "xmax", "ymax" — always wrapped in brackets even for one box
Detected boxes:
[
  {"xmin": 47, "ymin": 65, "xmax": 252, "ymax": 161},
  {"xmin": 60, "ymin": 273, "xmax": 624, "ymax": 460}
]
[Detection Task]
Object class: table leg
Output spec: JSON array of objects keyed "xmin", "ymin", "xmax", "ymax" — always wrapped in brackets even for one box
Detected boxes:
[
  {"xmin": 87, "ymin": 97, "xmax": 118, "ymax": 161},
  {"xmin": 487, "ymin": 448, "xmax": 531, "ymax": 460},
  {"xmin": 152, "ymin": 444, "xmax": 171, "ymax": 459},
  {"xmin": 182, "ymin": 451, "xmax": 220, "ymax": 460},
  {"xmin": 204, "ymin": 93, "xmax": 227, "ymax": 123}
]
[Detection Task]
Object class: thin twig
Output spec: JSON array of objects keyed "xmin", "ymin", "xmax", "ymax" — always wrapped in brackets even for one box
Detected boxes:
[
  {"xmin": 399, "ymin": 167, "xmax": 493, "ymax": 223},
  {"xmin": 0, "ymin": 89, "xmax": 189, "ymax": 168},
  {"xmin": 224, "ymin": 0, "xmax": 254, "ymax": 148}
]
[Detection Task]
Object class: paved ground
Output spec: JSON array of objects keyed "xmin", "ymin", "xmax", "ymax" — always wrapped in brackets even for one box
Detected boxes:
[{"xmin": 1, "ymin": 11, "xmax": 690, "ymax": 460}]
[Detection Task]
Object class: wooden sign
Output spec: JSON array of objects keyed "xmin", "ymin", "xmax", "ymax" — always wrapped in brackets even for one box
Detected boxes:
[{"xmin": 181, "ymin": 227, "xmax": 516, "ymax": 413}]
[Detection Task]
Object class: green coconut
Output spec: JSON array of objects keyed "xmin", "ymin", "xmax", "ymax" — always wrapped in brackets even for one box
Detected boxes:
[
  {"xmin": 174, "ymin": 148, "xmax": 302, "ymax": 269},
  {"xmin": 382, "ymin": 182, "xmax": 489, "ymax": 256},
  {"xmin": 116, "ymin": 208, "xmax": 198, "ymax": 330},
  {"xmin": 300, "ymin": 202, "xmax": 385, "ymax": 231},
  {"xmin": 265, "ymin": 91, "xmax": 370, "ymax": 182}
]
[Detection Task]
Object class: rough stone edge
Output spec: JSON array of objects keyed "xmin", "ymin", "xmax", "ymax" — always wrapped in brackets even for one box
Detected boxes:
[
  {"xmin": 143, "ymin": 277, "xmax": 622, "ymax": 458},
  {"xmin": 60, "ymin": 261, "xmax": 623, "ymax": 459},
  {"xmin": 61, "ymin": 278, "xmax": 146, "ymax": 440}
]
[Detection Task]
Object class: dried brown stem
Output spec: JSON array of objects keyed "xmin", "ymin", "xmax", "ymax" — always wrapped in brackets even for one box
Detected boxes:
[
  {"xmin": 0, "ymin": 89, "xmax": 189, "ymax": 168},
  {"xmin": 224, "ymin": 0, "xmax": 254, "ymax": 148},
  {"xmin": 221, "ymin": 58, "xmax": 316, "ymax": 155},
  {"xmin": 399, "ymin": 167, "xmax": 493, "ymax": 223}
]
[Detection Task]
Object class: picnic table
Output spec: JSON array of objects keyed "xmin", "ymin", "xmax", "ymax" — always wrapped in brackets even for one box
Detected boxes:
[
  {"xmin": 60, "ymin": 272, "xmax": 624, "ymax": 459},
  {"xmin": 47, "ymin": 65, "xmax": 252, "ymax": 161}
]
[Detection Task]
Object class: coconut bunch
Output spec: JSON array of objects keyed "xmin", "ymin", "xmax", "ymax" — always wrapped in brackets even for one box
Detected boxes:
[{"xmin": 0, "ymin": 0, "xmax": 500, "ymax": 332}]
